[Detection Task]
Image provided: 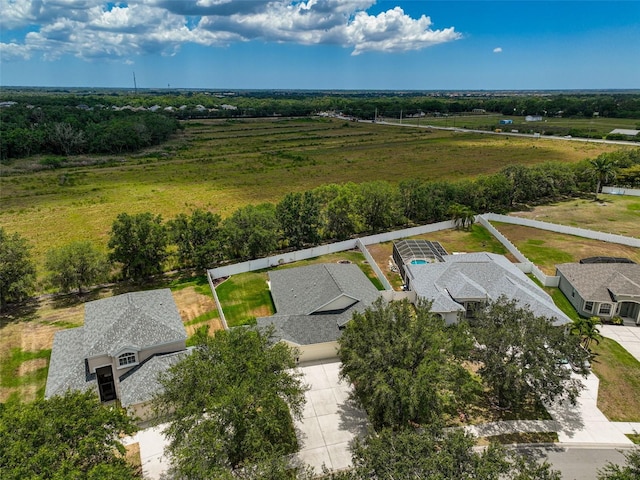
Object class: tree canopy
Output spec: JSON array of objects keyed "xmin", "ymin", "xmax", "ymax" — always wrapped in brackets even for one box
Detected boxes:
[
  {"xmin": 168, "ymin": 209, "xmax": 222, "ymax": 270},
  {"xmin": 152, "ymin": 326, "xmax": 307, "ymax": 478},
  {"xmin": 0, "ymin": 227, "xmax": 36, "ymax": 311},
  {"xmin": 45, "ymin": 241, "xmax": 109, "ymax": 293},
  {"xmin": 0, "ymin": 390, "xmax": 139, "ymax": 480},
  {"xmin": 468, "ymin": 297, "xmax": 590, "ymax": 410},
  {"xmin": 108, "ymin": 212, "xmax": 168, "ymax": 281},
  {"xmin": 338, "ymin": 298, "xmax": 479, "ymax": 430},
  {"xmin": 327, "ymin": 427, "xmax": 561, "ymax": 480}
]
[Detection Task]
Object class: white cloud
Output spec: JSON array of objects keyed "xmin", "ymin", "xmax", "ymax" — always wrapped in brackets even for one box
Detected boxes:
[
  {"xmin": 493, "ymin": 47, "xmax": 503, "ymax": 53},
  {"xmin": 1, "ymin": 0, "xmax": 461, "ymax": 61}
]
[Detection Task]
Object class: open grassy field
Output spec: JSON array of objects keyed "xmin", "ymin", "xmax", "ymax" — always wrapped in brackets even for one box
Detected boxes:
[
  {"xmin": 0, "ymin": 117, "xmax": 629, "ymax": 271},
  {"xmin": 510, "ymin": 194, "xmax": 640, "ymax": 238},
  {"xmin": 491, "ymin": 222, "xmax": 640, "ymax": 275}
]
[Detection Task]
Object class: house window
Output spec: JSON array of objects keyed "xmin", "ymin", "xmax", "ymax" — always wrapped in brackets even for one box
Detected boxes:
[
  {"xmin": 584, "ymin": 301, "xmax": 594, "ymax": 313},
  {"xmin": 118, "ymin": 352, "xmax": 137, "ymax": 368},
  {"xmin": 599, "ymin": 304, "xmax": 612, "ymax": 315}
]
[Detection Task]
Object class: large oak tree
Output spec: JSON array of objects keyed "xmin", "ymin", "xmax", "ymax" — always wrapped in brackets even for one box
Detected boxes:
[
  {"xmin": 469, "ymin": 297, "xmax": 590, "ymax": 410},
  {"xmin": 0, "ymin": 390, "xmax": 139, "ymax": 480},
  {"xmin": 152, "ymin": 326, "xmax": 307, "ymax": 479},
  {"xmin": 338, "ymin": 299, "xmax": 479, "ymax": 430}
]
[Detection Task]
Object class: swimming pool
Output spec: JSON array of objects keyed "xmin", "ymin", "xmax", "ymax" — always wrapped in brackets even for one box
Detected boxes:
[{"xmin": 410, "ymin": 259, "xmax": 428, "ymax": 265}]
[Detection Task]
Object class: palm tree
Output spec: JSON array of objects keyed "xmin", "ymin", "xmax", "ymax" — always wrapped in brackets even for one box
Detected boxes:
[
  {"xmin": 448, "ymin": 203, "xmax": 475, "ymax": 231},
  {"xmin": 589, "ymin": 156, "xmax": 617, "ymax": 201},
  {"xmin": 570, "ymin": 316, "xmax": 603, "ymax": 352}
]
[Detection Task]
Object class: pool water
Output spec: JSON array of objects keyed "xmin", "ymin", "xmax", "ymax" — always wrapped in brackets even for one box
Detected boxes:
[{"xmin": 411, "ymin": 259, "xmax": 428, "ymax": 265}]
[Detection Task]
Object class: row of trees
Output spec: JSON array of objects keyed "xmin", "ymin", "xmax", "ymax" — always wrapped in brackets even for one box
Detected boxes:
[
  {"xmin": 1, "ymin": 104, "xmax": 180, "ymax": 160},
  {"xmin": 1, "ymin": 151, "xmax": 638, "ymax": 308},
  {"xmin": 4, "ymin": 91, "xmax": 640, "ymax": 121}
]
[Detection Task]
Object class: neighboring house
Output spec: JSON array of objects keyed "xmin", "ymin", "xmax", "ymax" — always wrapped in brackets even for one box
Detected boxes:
[
  {"xmin": 404, "ymin": 252, "xmax": 571, "ymax": 326},
  {"xmin": 45, "ymin": 289, "xmax": 189, "ymax": 419},
  {"xmin": 556, "ymin": 263, "xmax": 640, "ymax": 324},
  {"xmin": 257, "ymin": 264, "xmax": 381, "ymax": 363}
]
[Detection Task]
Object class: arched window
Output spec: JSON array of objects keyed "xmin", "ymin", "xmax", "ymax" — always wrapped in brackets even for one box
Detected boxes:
[{"xmin": 118, "ymin": 352, "xmax": 137, "ymax": 368}]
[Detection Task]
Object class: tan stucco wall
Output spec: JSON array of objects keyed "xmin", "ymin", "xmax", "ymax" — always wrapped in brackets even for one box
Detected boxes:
[
  {"xmin": 316, "ymin": 295, "xmax": 356, "ymax": 313},
  {"xmin": 296, "ymin": 341, "xmax": 339, "ymax": 363}
]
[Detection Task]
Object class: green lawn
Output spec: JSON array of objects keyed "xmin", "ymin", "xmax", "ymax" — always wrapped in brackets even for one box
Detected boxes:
[
  {"xmin": 592, "ymin": 337, "xmax": 640, "ymax": 422},
  {"xmin": 0, "ymin": 348, "xmax": 51, "ymax": 402},
  {"xmin": 215, "ymin": 272, "xmax": 274, "ymax": 327}
]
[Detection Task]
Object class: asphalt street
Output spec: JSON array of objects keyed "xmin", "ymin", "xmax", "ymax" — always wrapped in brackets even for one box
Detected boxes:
[{"xmin": 519, "ymin": 446, "xmax": 632, "ymax": 480}]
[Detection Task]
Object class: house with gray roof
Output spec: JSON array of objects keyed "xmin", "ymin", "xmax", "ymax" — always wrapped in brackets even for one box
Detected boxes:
[
  {"xmin": 257, "ymin": 263, "xmax": 382, "ymax": 363},
  {"xmin": 405, "ymin": 252, "xmax": 571, "ymax": 326},
  {"xmin": 556, "ymin": 263, "xmax": 640, "ymax": 324},
  {"xmin": 45, "ymin": 289, "xmax": 188, "ymax": 419}
]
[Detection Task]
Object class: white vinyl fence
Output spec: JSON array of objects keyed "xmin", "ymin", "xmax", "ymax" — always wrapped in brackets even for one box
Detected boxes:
[
  {"xmin": 482, "ymin": 213, "xmax": 640, "ymax": 247},
  {"xmin": 602, "ymin": 186, "xmax": 640, "ymax": 197}
]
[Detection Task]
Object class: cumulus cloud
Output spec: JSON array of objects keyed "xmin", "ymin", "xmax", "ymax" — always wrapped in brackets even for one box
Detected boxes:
[
  {"xmin": 493, "ymin": 47, "xmax": 503, "ymax": 53},
  {"xmin": 1, "ymin": 0, "xmax": 461, "ymax": 61}
]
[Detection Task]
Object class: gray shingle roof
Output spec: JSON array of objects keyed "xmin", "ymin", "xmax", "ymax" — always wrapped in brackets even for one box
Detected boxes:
[
  {"xmin": 556, "ymin": 263, "xmax": 640, "ymax": 302},
  {"xmin": 407, "ymin": 252, "xmax": 571, "ymax": 326},
  {"xmin": 84, "ymin": 289, "xmax": 186, "ymax": 358},
  {"xmin": 119, "ymin": 349, "xmax": 191, "ymax": 407},
  {"xmin": 45, "ymin": 289, "xmax": 187, "ymax": 401},
  {"xmin": 45, "ymin": 327, "xmax": 96, "ymax": 398},
  {"xmin": 257, "ymin": 264, "xmax": 382, "ymax": 345}
]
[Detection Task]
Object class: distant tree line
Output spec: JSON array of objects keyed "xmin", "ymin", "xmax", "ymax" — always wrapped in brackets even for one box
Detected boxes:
[
  {"xmin": 1, "ymin": 150, "xmax": 638, "ymax": 304},
  {"xmin": 2, "ymin": 91, "xmax": 640, "ymax": 161},
  {"xmin": 0, "ymin": 102, "xmax": 180, "ymax": 161}
]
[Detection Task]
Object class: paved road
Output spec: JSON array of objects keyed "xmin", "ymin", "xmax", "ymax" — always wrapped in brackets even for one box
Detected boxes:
[{"xmin": 517, "ymin": 445, "xmax": 632, "ymax": 480}]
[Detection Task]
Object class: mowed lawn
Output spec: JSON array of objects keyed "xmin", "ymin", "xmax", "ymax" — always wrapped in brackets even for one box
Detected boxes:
[
  {"xmin": 0, "ymin": 117, "xmax": 627, "ymax": 270},
  {"xmin": 592, "ymin": 337, "xmax": 640, "ymax": 422}
]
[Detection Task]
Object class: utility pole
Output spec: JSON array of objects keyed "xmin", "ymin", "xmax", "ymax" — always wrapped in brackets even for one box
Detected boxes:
[
  {"xmin": 400, "ymin": 109, "xmax": 403, "ymax": 124},
  {"xmin": 133, "ymin": 72, "xmax": 137, "ymax": 94}
]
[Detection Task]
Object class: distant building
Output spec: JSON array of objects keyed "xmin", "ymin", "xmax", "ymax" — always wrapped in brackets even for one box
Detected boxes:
[
  {"xmin": 472, "ymin": 108, "xmax": 486, "ymax": 114},
  {"xmin": 610, "ymin": 129, "xmax": 640, "ymax": 137},
  {"xmin": 499, "ymin": 119, "xmax": 513, "ymax": 125},
  {"xmin": 525, "ymin": 115, "xmax": 543, "ymax": 122}
]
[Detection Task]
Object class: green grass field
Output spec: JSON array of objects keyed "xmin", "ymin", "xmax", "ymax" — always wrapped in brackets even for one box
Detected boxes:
[{"xmin": 1, "ymin": 117, "xmax": 630, "ymax": 275}]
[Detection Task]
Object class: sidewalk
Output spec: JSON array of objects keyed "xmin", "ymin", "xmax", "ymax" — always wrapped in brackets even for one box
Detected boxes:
[{"xmin": 464, "ymin": 373, "xmax": 633, "ymax": 447}]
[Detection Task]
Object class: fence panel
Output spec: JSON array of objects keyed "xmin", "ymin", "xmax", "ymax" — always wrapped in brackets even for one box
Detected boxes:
[
  {"xmin": 482, "ymin": 213, "xmax": 640, "ymax": 247},
  {"xmin": 602, "ymin": 186, "xmax": 640, "ymax": 197},
  {"xmin": 356, "ymin": 239, "xmax": 392, "ymax": 290}
]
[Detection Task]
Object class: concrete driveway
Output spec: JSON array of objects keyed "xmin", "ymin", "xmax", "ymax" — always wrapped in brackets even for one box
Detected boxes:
[
  {"xmin": 294, "ymin": 360, "xmax": 368, "ymax": 472},
  {"xmin": 601, "ymin": 324, "xmax": 640, "ymax": 362}
]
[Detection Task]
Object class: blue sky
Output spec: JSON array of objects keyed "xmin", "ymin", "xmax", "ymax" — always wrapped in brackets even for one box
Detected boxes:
[{"xmin": 1, "ymin": 1, "xmax": 638, "ymax": 90}]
